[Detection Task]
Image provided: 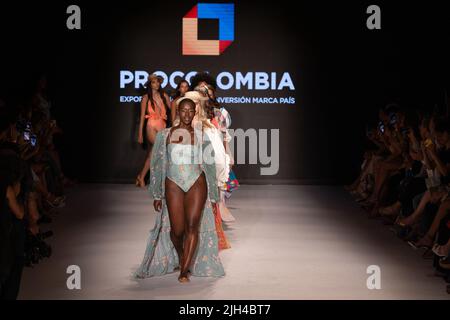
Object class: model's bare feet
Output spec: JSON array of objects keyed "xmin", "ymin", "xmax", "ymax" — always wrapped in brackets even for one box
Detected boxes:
[{"xmin": 178, "ymin": 272, "xmax": 190, "ymax": 283}]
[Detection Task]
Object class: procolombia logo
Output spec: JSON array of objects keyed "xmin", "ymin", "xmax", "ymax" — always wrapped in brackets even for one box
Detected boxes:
[
  {"xmin": 119, "ymin": 70, "xmax": 296, "ymax": 105},
  {"xmin": 182, "ymin": 3, "xmax": 234, "ymax": 56}
]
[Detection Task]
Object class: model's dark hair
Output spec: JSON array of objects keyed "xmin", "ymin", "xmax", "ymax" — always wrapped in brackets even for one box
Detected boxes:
[
  {"xmin": 204, "ymin": 84, "xmax": 220, "ymax": 108},
  {"xmin": 189, "ymin": 72, "xmax": 217, "ymax": 90},
  {"xmin": 178, "ymin": 98, "xmax": 196, "ymax": 110},
  {"xmin": 173, "ymin": 79, "xmax": 190, "ymax": 99},
  {"xmin": 146, "ymin": 81, "xmax": 169, "ymax": 113}
]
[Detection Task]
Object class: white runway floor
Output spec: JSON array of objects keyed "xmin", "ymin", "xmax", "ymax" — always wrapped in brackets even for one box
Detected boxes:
[{"xmin": 18, "ymin": 184, "xmax": 450, "ymax": 299}]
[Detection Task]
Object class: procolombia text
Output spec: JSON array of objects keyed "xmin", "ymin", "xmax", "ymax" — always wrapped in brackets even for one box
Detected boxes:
[{"xmin": 119, "ymin": 95, "xmax": 295, "ymax": 105}]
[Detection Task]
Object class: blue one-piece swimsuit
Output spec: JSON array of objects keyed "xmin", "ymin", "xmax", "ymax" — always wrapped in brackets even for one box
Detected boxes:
[{"xmin": 166, "ymin": 143, "xmax": 203, "ymax": 192}]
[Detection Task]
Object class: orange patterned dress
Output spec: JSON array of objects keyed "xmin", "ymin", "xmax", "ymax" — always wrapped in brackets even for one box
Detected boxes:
[{"xmin": 145, "ymin": 93, "xmax": 167, "ymax": 131}]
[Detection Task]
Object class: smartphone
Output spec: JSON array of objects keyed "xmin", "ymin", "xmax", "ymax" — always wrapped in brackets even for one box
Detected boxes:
[
  {"xmin": 23, "ymin": 131, "xmax": 30, "ymax": 141},
  {"xmin": 30, "ymin": 134, "xmax": 37, "ymax": 147},
  {"xmin": 23, "ymin": 122, "xmax": 31, "ymax": 141},
  {"xmin": 378, "ymin": 121, "xmax": 385, "ymax": 134}
]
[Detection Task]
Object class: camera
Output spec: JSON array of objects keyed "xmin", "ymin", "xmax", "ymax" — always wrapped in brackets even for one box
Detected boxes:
[{"xmin": 30, "ymin": 134, "xmax": 37, "ymax": 147}]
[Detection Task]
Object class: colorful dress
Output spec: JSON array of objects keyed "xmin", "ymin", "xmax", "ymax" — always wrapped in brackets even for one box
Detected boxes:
[
  {"xmin": 209, "ymin": 110, "xmax": 231, "ymax": 248},
  {"xmin": 212, "ymin": 107, "xmax": 238, "ymax": 222},
  {"xmin": 133, "ymin": 128, "xmax": 225, "ymax": 278}
]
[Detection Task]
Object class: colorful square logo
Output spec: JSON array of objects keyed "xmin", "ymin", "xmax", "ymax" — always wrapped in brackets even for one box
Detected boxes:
[{"xmin": 182, "ymin": 3, "xmax": 234, "ymax": 56}]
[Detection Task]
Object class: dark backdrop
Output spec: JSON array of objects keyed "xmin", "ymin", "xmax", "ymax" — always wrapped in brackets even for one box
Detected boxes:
[{"xmin": 0, "ymin": 1, "xmax": 448, "ymax": 184}]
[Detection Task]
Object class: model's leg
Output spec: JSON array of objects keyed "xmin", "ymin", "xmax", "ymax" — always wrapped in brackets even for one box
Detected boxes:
[
  {"xmin": 137, "ymin": 124, "xmax": 158, "ymax": 187},
  {"xmin": 165, "ymin": 178, "xmax": 186, "ymax": 269},
  {"xmin": 180, "ymin": 173, "xmax": 207, "ymax": 280}
]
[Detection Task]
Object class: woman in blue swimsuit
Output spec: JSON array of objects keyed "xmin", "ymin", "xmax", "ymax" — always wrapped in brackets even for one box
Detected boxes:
[{"xmin": 134, "ymin": 93, "xmax": 226, "ymax": 283}]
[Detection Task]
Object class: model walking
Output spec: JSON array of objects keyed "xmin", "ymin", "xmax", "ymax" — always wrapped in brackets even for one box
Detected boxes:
[
  {"xmin": 134, "ymin": 91, "xmax": 227, "ymax": 282},
  {"xmin": 136, "ymin": 74, "xmax": 170, "ymax": 187}
]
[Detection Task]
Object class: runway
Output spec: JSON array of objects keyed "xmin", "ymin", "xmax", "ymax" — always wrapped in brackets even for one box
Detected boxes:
[{"xmin": 18, "ymin": 184, "xmax": 450, "ymax": 299}]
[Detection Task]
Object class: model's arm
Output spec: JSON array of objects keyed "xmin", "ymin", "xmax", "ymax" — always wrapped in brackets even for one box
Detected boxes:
[
  {"xmin": 202, "ymin": 133, "xmax": 226, "ymax": 203},
  {"xmin": 223, "ymin": 130, "xmax": 234, "ymax": 167},
  {"xmin": 171, "ymin": 98, "xmax": 178, "ymax": 124},
  {"xmin": 164, "ymin": 93, "xmax": 171, "ymax": 120},
  {"xmin": 138, "ymin": 95, "xmax": 147, "ymax": 144},
  {"xmin": 218, "ymin": 108, "xmax": 233, "ymax": 165}
]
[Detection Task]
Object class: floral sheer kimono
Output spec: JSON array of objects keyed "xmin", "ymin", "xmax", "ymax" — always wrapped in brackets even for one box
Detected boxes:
[{"xmin": 133, "ymin": 127, "xmax": 225, "ymax": 278}]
